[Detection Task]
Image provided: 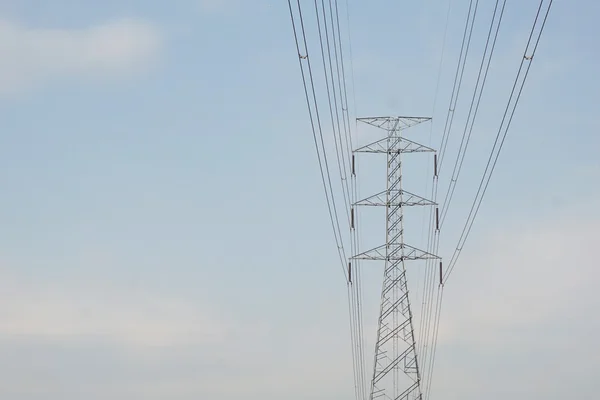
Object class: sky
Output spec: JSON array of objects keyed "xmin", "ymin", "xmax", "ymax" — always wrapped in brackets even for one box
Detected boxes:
[{"xmin": 0, "ymin": 0, "xmax": 598, "ymax": 399}]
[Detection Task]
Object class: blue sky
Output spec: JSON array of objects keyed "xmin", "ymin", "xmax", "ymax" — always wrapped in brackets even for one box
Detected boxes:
[{"xmin": 0, "ymin": 1, "xmax": 598, "ymax": 399}]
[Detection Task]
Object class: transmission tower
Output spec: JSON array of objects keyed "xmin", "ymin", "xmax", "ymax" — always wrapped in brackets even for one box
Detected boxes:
[{"xmin": 352, "ymin": 116, "xmax": 439, "ymax": 400}]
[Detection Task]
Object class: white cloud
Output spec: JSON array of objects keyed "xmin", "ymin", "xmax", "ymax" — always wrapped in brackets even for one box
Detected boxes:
[
  {"xmin": 424, "ymin": 201, "xmax": 600, "ymax": 398},
  {"xmin": 0, "ymin": 200, "xmax": 597, "ymax": 399},
  {"xmin": 437, "ymin": 207, "xmax": 599, "ymax": 347},
  {"xmin": 0, "ymin": 275, "xmax": 226, "ymax": 347},
  {"xmin": 0, "ymin": 18, "xmax": 162, "ymax": 94},
  {"xmin": 0, "ymin": 268, "xmax": 355, "ymax": 399}
]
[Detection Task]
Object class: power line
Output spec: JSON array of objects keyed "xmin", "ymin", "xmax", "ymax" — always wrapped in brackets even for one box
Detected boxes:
[
  {"xmin": 438, "ymin": 0, "xmax": 481, "ymax": 172},
  {"xmin": 330, "ymin": 0, "xmax": 367, "ymax": 395},
  {"xmin": 419, "ymin": 0, "xmax": 479, "ymax": 387},
  {"xmin": 311, "ymin": 0, "xmax": 367, "ymax": 396},
  {"xmin": 417, "ymin": 0, "xmax": 451, "ymax": 329},
  {"xmin": 287, "ymin": 0, "xmax": 349, "ymax": 282},
  {"xmin": 421, "ymin": 3, "xmax": 554, "ymax": 397},
  {"xmin": 424, "ymin": 286, "xmax": 444, "ymax": 399},
  {"xmin": 439, "ymin": 0, "xmax": 507, "ymax": 227},
  {"xmin": 443, "ymin": 0, "xmax": 554, "ymax": 284},
  {"xmin": 331, "ymin": 0, "xmax": 355, "ymax": 157},
  {"xmin": 313, "ymin": 0, "xmax": 353, "ymax": 222},
  {"xmin": 422, "ymin": 2, "xmax": 505, "ymax": 394}
]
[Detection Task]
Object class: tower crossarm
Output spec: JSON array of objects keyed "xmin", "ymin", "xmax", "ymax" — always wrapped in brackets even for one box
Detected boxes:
[
  {"xmin": 354, "ymin": 189, "xmax": 437, "ymax": 207},
  {"xmin": 352, "ymin": 243, "xmax": 440, "ymax": 262},
  {"xmin": 354, "ymin": 136, "xmax": 435, "ymax": 154},
  {"xmin": 357, "ymin": 116, "xmax": 431, "ymax": 131}
]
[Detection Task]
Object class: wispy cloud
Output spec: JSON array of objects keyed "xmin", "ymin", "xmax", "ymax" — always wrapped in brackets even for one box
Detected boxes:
[
  {"xmin": 0, "ymin": 18, "xmax": 162, "ymax": 95},
  {"xmin": 437, "ymin": 206, "xmax": 599, "ymax": 348},
  {"xmin": 0, "ymin": 267, "xmax": 354, "ymax": 399},
  {"xmin": 424, "ymin": 199, "xmax": 600, "ymax": 398},
  {"xmin": 0, "ymin": 274, "xmax": 226, "ymax": 347}
]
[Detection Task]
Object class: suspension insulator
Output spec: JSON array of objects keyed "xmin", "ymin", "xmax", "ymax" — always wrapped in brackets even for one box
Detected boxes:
[
  {"xmin": 435, "ymin": 208, "xmax": 440, "ymax": 231},
  {"xmin": 439, "ymin": 261, "xmax": 443, "ymax": 285},
  {"xmin": 352, "ymin": 154, "xmax": 356, "ymax": 176},
  {"xmin": 348, "ymin": 262, "xmax": 352, "ymax": 283},
  {"xmin": 434, "ymin": 154, "xmax": 438, "ymax": 177},
  {"xmin": 351, "ymin": 208, "xmax": 355, "ymax": 229}
]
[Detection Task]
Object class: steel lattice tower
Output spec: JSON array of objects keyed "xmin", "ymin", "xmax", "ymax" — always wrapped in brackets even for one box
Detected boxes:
[{"xmin": 352, "ymin": 117, "xmax": 439, "ymax": 400}]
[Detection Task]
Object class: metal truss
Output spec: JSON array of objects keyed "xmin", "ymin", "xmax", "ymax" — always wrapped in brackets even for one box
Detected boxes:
[
  {"xmin": 353, "ymin": 116, "xmax": 437, "ymax": 400},
  {"xmin": 357, "ymin": 116, "xmax": 431, "ymax": 131},
  {"xmin": 354, "ymin": 136, "xmax": 435, "ymax": 154},
  {"xmin": 352, "ymin": 243, "xmax": 439, "ymax": 262},
  {"xmin": 354, "ymin": 190, "xmax": 437, "ymax": 208}
]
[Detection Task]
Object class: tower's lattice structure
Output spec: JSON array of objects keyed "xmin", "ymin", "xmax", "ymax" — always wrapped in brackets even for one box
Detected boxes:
[{"xmin": 352, "ymin": 117, "xmax": 439, "ymax": 400}]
